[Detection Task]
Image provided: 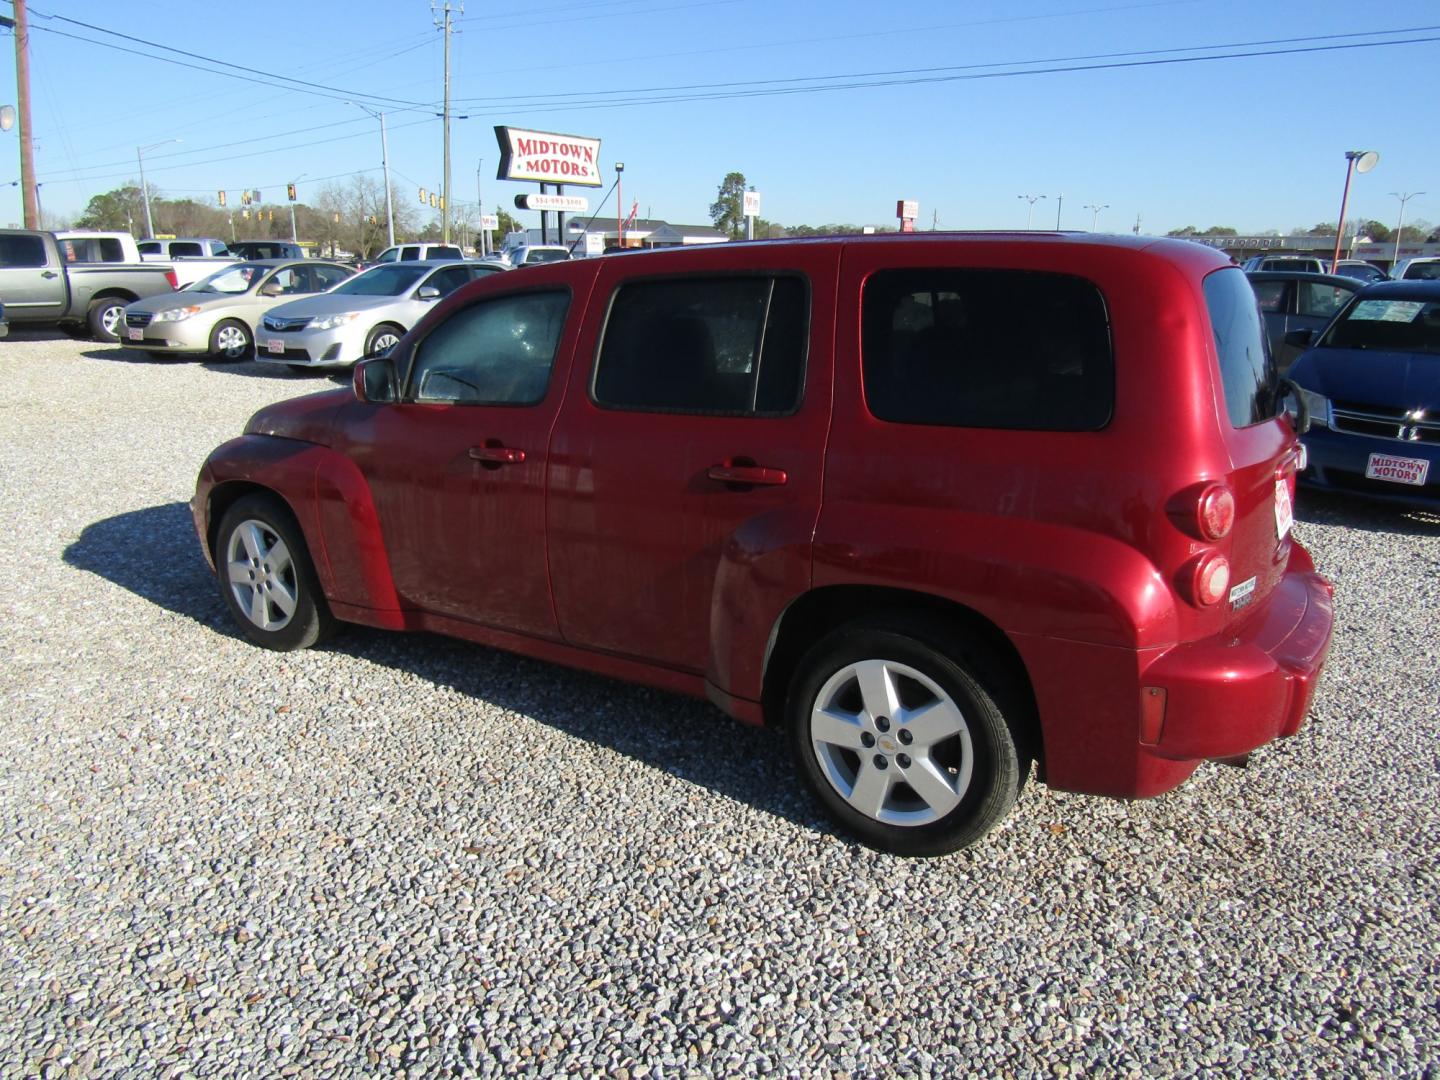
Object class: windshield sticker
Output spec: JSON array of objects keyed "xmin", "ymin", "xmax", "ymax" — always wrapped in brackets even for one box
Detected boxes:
[{"xmin": 1349, "ymin": 300, "xmax": 1424, "ymax": 323}]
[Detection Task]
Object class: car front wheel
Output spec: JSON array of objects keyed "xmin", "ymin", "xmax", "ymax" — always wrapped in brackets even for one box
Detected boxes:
[
  {"xmin": 215, "ymin": 493, "xmax": 336, "ymax": 651},
  {"xmin": 787, "ymin": 619, "xmax": 1028, "ymax": 856},
  {"xmin": 209, "ymin": 319, "xmax": 253, "ymax": 361}
]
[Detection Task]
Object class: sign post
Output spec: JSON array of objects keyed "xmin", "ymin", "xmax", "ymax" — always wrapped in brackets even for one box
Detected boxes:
[
  {"xmin": 897, "ymin": 200, "xmax": 919, "ymax": 233},
  {"xmin": 743, "ymin": 189, "xmax": 761, "ymax": 241}
]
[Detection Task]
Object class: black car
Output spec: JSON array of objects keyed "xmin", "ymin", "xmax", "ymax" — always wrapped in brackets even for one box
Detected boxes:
[
  {"xmin": 1332, "ymin": 260, "xmax": 1389, "ymax": 284},
  {"xmin": 1245, "ymin": 270, "xmax": 1364, "ymax": 373}
]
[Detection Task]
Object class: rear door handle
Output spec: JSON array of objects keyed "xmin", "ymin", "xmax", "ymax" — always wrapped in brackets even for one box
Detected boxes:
[
  {"xmin": 707, "ymin": 464, "xmax": 787, "ymax": 487},
  {"xmin": 468, "ymin": 445, "xmax": 525, "ymax": 464},
  {"xmin": 41, "ymin": 270, "xmax": 58, "ymax": 279}
]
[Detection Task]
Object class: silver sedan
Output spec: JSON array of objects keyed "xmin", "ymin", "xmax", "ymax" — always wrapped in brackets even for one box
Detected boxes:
[{"xmin": 257, "ymin": 261, "xmax": 504, "ymax": 370}]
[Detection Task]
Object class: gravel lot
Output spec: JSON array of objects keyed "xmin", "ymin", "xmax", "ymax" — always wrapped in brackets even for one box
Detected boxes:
[{"xmin": 1, "ymin": 329, "xmax": 1437, "ymax": 1078}]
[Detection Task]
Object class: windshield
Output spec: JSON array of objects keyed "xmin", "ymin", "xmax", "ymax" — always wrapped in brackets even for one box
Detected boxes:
[
  {"xmin": 332, "ymin": 264, "xmax": 428, "ymax": 297},
  {"xmin": 188, "ymin": 262, "xmax": 267, "ymax": 294},
  {"xmin": 1319, "ymin": 296, "xmax": 1440, "ymax": 354}
]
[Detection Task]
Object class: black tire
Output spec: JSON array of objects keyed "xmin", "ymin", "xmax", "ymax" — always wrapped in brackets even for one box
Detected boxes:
[
  {"xmin": 363, "ymin": 322, "xmax": 404, "ymax": 357},
  {"xmin": 209, "ymin": 319, "xmax": 253, "ymax": 362},
  {"xmin": 786, "ymin": 618, "xmax": 1028, "ymax": 857},
  {"xmin": 214, "ymin": 493, "xmax": 338, "ymax": 652},
  {"xmin": 86, "ymin": 296, "xmax": 128, "ymax": 342}
]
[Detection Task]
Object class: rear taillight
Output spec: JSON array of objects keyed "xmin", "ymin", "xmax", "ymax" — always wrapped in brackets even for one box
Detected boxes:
[
  {"xmin": 1192, "ymin": 552, "xmax": 1231, "ymax": 606},
  {"xmin": 164, "ymin": 269, "xmax": 179, "ymax": 289},
  {"xmin": 1197, "ymin": 484, "xmax": 1235, "ymax": 541}
]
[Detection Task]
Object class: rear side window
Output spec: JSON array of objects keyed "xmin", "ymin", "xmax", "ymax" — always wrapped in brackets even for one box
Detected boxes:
[
  {"xmin": 429, "ymin": 246, "xmax": 463, "ymax": 260},
  {"xmin": 862, "ymin": 269, "xmax": 1112, "ymax": 430},
  {"xmin": 138, "ymin": 241, "xmax": 161, "ymax": 256},
  {"xmin": 399, "ymin": 247, "xmax": 421, "ymax": 261},
  {"xmin": 1296, "ymin": 281, "xmax": 1351, "ymax": 318},
  {"xmin": 0, "ymin": 234, "xmax": 47, "ymax": 267},
  {"xmin": 410, "ymin": 290, "xmax": 570, "ymax": 405},
  {"xmin": 171, "ymin": 242, "xmax": 203, "ymax": 258},
  {"xmin": 593, "ymin": 276, "xmax": 807, "ymax": 415},
  {"xmin": 1204, "ymin": 267, "xmax": 1278, "ymax": 428},
  {"xmin": 1250, "ymin": 280, "xmax": 1286, "ymax": 313}
]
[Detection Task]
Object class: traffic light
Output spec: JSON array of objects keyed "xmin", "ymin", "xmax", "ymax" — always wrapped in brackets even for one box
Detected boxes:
[
  {"xmin": 253, "ymin": 190, "xmax": 262, "ymax": 203},
  {"xmin": 369, "ymin": 215, "xmax": 378, "ymax": 225},
  {"xmin": 241, "ymin": 190, "xmax": 251, "ymax": 205},
  {"xmin": 242, "ymin": 209, "xmax": 250, "ymax": 220},
  {"xmin": 419, "ymin": 187, "xmax": 426, "ymax": 204},
  {"xmin": 332, "ymin": 212, "xmax": 340, "ymax": 223},
  {"xmin": 287, "ymin": 183, "xmax": 297, "ymax": 201},
  {"xmin": 429, "ymin": 192, "xmax": 437, "ymax": 208},
  {"xmin": 217, "ymin": 190, "xmax": 226, "ymax": 207},
  {"xmin": 438, "ymin": 195, "xmax": 445, "ymax": 211}
]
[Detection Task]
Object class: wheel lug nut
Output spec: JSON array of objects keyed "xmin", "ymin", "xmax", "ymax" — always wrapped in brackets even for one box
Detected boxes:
[
  {"xmin": 861, "ymin": 732, "xmax": 876, "ymax": 749},
  {"xmin": 898, "ymin": 729, "xmax": 913, "ymax": 745},
  {"xmin": 875, "ymin": 716, "xmax": 891, "ymax": 732},
  {"xmin": 897, "ymin": 753, "xmax": 912, "ymax": 769},
  {"xmin": 873, "ymin": 754, "xmax": 889, "ymax": 770}
]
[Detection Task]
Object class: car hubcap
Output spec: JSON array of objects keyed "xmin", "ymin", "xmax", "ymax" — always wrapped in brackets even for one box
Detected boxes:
[
  {"xmin": 225, "ymin": 520, "xmax": 297, "ymax": 631},
  {"xmin": 810, "ymin": 658, "xmax": 973, "ymax": 827},
  {"xmin": 372, "ymin": 331, "xmax": 399, "ymax": 353},
  {"xmin": 217, "ymin": 326, "xmax": 248, "ymax": 357},
  {"xmin": 101, "ymin": 306, "xmax": 123, "ymax": 336}
]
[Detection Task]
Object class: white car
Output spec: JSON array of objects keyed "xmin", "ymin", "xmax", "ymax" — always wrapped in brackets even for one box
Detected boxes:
[
  {"xmin": 1392, "ymin": 256, "xmax": 1440, "ymax": 281},
  {"xmin": 256, "ymin": 260, "xmax": 502, "ymax": 370}
]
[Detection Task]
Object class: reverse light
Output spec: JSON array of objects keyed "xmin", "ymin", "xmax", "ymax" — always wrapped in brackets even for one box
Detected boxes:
[
  {"xmin": 310, "ymin": 311, "xmax": 361, "ymax": 331},
  {"xmin": 153, "ymin": 305, "xmax": 203, "ymax": 322},
  {"xmin": 1197, "ymin": 484, "xmax": 1236, "ymax": 541},
  {"xmin": 1193, "ymin": 552, "xmax": 1232, "ymax": 607}
]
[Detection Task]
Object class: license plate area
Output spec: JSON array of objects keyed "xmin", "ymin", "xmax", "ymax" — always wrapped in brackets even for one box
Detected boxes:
[
  {"xmin": 267, "ymin": 339, "xmax": 285, "ymax": 355},
  {"xmin": 1365, "ymin": 453, "xmax": 1430, "ymax": 487},
  {"xmin": 127, "ymin": 328, "xmax": 143, "ymax": 341}
]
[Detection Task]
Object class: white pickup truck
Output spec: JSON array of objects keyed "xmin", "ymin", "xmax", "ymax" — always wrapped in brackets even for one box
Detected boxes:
[{"xmin": 137, "ymin": 236, "xmax": 239, "ymax": 288}]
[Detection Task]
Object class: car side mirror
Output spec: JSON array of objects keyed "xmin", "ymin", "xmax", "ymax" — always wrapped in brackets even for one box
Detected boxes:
[
  {"xmin": 259, "ymin": 281, "xmax": 283, "ymax": 297},
  {"xmin": 1279, "ymin": 377, "xmax": 1310, "ymax": 435},
  {"xmin": 416, "ymin": 285, "xmax": 441, "ymax": 301},
  {"xmin": 1283, "ymin": 328, "xmax": 1314, "ymax": 349},
  {"xmin": 354, "ymin": 356, "xmax": 397, "ymax": 404}
]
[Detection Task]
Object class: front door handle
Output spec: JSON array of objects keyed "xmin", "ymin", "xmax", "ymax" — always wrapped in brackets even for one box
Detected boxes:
[
  {"xmin": 707, "ymin": 463, "xmax": 787, "ymax": 487},
  {"xmin": 468, "ymin": 445, "xmax": 525, "ymax": 464},
  {"xmin": 41, "ymin": 270, "xmax": 58, "ymax": 279}
]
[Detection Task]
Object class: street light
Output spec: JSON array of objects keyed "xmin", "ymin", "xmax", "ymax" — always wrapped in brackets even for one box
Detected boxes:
[
  {"xmin": 287, "ymin": 173, "xmax": 307, "ymax": 243},
  {"xmin": 1017, "ymin": 194, "xmax": 1046, "ymax": 230},
  {"xmin": 1084, "ymin": 203, "xmax": 1109, "ymax": 231},
  {"xmin": 346, "ymin": 102, "xmax": 395, "ymax": 248},
  {"xmin": 1331, "ymin": 149, "xmax": 1379, "ymax": 272},
  {"xmin": 1389, "ymin": 190, "xmax": 1424, "ymax": 270},
  {"xmin": 136, "ymin": 138, "xmax": 181, "ymax": 239}
]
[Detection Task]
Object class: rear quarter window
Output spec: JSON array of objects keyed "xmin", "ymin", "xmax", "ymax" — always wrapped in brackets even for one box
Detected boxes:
[
  {"xmin": 861, "ymin": 269, "xmax": 1113, "ymax": 430},
  {"xmin": 1203, "ymin": 267, "xmax": 1278, "ymax": 428}
]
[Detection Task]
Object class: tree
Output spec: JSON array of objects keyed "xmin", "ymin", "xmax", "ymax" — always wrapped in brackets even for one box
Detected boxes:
[
  {"xmin": 1166, "ymin": 225, "xmax": 1199, "ymax": 237},
  {"xmin": 1360, "ymin": 219, "xmax": 1393, "ymax": 243},
  {"xmin": 1204, "ymin": 226, "xmax": 1238, "ymax": 236},
  {"xmin": 709, "ymin": 171, "xmax": 747, "ymax": 240},
  {"xmin": 1305, "ymin": 223, "xmax": 1338, "ymax": 236},
  {"xmin": 75, "ymin": 184, "xmax": 146, "ymax": 231}
]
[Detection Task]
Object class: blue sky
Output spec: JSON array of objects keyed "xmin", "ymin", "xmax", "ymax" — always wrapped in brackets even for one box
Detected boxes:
[{"xmin": 4, "ymin": 0, "xmax": 1437, "ymax": 235}]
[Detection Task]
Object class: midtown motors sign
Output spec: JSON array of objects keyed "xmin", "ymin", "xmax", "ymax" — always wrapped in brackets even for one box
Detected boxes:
[{"xmin": 495, "ymin": 126, "xmax": 603, "ymax": 188}]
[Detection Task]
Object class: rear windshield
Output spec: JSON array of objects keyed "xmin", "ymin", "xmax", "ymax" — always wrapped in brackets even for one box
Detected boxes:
[
  {"xmin": 861, "ymin": 269, "xmax": 1113, "ymax": 430},
  {"xmin": 1319, "ymin": 297, "xmax": 1440, "ymax": 354},
  {"xmin": 334, "ymin": 264, "xmax": 428, "ymax": 296},
  {"xmin": 1204, "ymin": 267, "xmax": 1278, "ymax": 428}
]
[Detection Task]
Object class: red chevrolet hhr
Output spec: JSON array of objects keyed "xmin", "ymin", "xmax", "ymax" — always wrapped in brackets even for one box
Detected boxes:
[{"xmin": 193, "ymin": 234, "xmax": 1334, "ymax": 855}]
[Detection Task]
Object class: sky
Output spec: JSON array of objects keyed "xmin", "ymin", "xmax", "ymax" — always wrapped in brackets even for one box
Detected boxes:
[{"xmin": 2, "ymin": 0, "xmax": 1437, "ymax": 237}]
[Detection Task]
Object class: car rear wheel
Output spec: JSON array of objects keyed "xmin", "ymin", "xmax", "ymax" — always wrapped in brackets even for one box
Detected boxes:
[
  {"xmin": 364, "ymin": 323, "xmax": 403, "ymax": 357},
  {"xmin": 786, "ymin": 619, "xmax": 1028, "ymax": 856},
  {"xmin": 215, "ymin": 493, "xmax": 337, "ymax": 652},
  {"xmin": 209, "ymin": 319, "xmax": 253, "ymax": 361},
  {"xmin": 87, "ymin": 297, "xmax": 128, "ymax": 342}
]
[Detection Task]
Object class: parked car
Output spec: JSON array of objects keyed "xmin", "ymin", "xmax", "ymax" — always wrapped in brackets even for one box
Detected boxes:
[
  {"xmin": 122, "ymin": 259, "xmax": 354, "ymax": 360},
  {"xmin": 367, "ymin": 242, "xmax": 464, "ymax": 267},
  {"xmin": 1331, "ymin": 259, "xmax": 1389, "ymax": 284},
  {"xmin": 1287, "ymin": 280, "xmax": 1439, "ymax": 509},
  {"xmin": 1241, "ymin": 255, "xmax": 1327, "ymax": 275},
  {"xmin": 1245, "ymin": 270, "xmax": 1363, "ymax": 373},
  {"xmin": 502, "ymin": 244, "xmax": 573, "ymax": 268},
  {"xmin": 228, "ymin": 240, "xmax": 307, "ymax": 261},
  {"xmin": 1391, "ymin": 256, "xmax": 1440, "ymax": 281},
  {"xmin": 192, "ymin": 234, "xmax": 1334, "ymax": 856},
  {"xmin": 0, "ymin": 228, "xmax": 177, "ymax": 341},
  {"xmin": 51, "ymin": 230, "xmax": 142, "ymax": 264},
  {"xmin": 256, "ymin": 260, "xmax": 502, "ymax": 371},
  {"xmin": 138, "ymin": 237, "xmax": 231, "ymax": 260},
  {"xmin": 0, "ymin": 299, "xmax": 7, "ymax": 338}
]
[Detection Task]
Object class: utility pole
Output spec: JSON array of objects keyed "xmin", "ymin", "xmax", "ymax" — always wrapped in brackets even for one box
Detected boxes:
[
  {"xmin": 10, "ymin": 0, "xmax": 39, "ymax": 227},
  {"xmin": 1390, "ymin": 191, "xmax": 1424, "ymax": 269},
  {"xmin": 434, "ymin": 2, "xmax": 461, "ymax": 245},
  {"xmin": 1054, "ymin": 194, "xmax": 1064, "ymax": 230},
  {"xmin": 476, "ymin": 158, "xmax": 485, "ymax": 255}
]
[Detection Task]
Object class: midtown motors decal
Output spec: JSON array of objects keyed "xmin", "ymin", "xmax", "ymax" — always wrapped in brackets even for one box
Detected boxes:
[{"xmin": 496, "ymin": 126, "xmax": 603, "ymax": 188}]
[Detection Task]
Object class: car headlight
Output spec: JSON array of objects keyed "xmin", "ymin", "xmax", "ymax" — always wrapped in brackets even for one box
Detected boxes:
[
  {"xmin": 1298, "ymin": 387, "xmax": 1332, "ymax": 428},
  {"xmin": 310, "ymin": 312, "xmax": 361, "ymax": 331},
  {"xmin": 153, "ymin": 305, "xmax": 203, "ymax": 323}
]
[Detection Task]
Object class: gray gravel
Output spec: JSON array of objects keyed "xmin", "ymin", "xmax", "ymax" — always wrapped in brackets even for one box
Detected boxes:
[{"xmin": 1, "ymin": 329, "xmax": 1438, "ymax": 1078}]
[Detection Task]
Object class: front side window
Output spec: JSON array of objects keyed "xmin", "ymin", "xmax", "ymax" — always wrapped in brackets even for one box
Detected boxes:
[
  {"xmin": 373, "ymin": 248, "xmax": 399, "ymax": 264},
  {"xmin": 0, "ymin": 234, "xmax": 47, "ymax": 267},
  {"xmin": 593, "ymin": 276, "xmax": 807, "ymax": 415},
  {"xmin": 1297, "ymin": 281, "xmax": 1351, "ymax": 319},
  {"xmin": 862, "ymin": 269, "xmax": 1113, "ymax": 430},
  {"xmin": 1204, "ymin": 266, "xmax": 1278, "ymax": 427},
  {"xmin": 410, "ymin": 290, "xmax": 570, "ymax": 405}
]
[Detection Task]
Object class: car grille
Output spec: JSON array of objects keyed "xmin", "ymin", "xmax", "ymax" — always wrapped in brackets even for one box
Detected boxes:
[
  {"xmin": 262, "ymin": 315, "xmax": 312, "ymax": 332},
  {"xmin": 125, "ymin": 312, "xmax": 153, "ymax": 328},
  {"xmin": 1331, "ymin": 400, "xmax": 1440, "ymax": 445}
]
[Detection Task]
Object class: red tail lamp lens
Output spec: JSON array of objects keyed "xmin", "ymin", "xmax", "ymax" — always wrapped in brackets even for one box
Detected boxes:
[
  {"xmin": 1194, "ymin": 553, "xmax": 1231, "ymax": 606},
  {"xmin": 1198, "ymin": 485, "xmax": 1236, "ymax": 541}
]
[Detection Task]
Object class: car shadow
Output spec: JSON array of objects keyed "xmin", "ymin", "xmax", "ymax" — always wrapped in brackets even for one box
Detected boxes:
[
  {"xmin": 62, "ymin": 502, "xmax": 820, "ymax": 837},
  {"xmin": 2, "ymin": 326, "xmax": 82, "ymax": 342},
  {"xmin": 81, "ymin": 345, "xmax": 190, "ymax": 364},
  {"xmin": 1295, "ymin": 487, "xmax": 1440, "ymax": 536}
]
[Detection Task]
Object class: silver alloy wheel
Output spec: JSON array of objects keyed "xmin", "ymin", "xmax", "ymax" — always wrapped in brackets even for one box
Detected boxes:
[
  {"xmin": 224, "ymin": 519, "xmax": 298, "ymax": 632},
  {"xmin": 100, "ymin": 304, "xmax": 124, "ymax": 338},
  {"xmin": 216, "ymin": 324, "xmax": 249, "ymax": 358},
  {"xmin": 809, "ymin": 658, "xmax": 974, "ymax": 827},
  {"xmin": 370, "ymin": 329, "xmax": 400, "ymax": 353}
]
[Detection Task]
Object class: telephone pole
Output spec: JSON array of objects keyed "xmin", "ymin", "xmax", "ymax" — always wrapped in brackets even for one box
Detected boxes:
[
  {"xmin": 434, "ymin": 2, "xmax": 461, "ymax": 245},
  {"xmin": 9, "ymin": 0, "xmax": 39, "ymax": 228}
]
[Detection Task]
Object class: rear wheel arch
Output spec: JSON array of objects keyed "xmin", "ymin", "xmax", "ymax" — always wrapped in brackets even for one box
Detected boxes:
[{"xmin": 761, "ymin": 586, "xmax": 1042, "ymax": 767}]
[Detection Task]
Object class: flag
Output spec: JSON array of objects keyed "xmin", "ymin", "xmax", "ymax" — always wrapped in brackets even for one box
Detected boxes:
[{"xmin": 624, "ymin": 200, "xmax": 638, "ymax": 228}]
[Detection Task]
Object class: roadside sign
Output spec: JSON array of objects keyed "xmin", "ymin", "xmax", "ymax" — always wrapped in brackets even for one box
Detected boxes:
[
  {"xmin": 517, "ymin": 193, "xmax": 590, "ymax": 212},
  {"xmin": 743, "ymin": 191, "xmax": 761, "ymax": 218}
]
